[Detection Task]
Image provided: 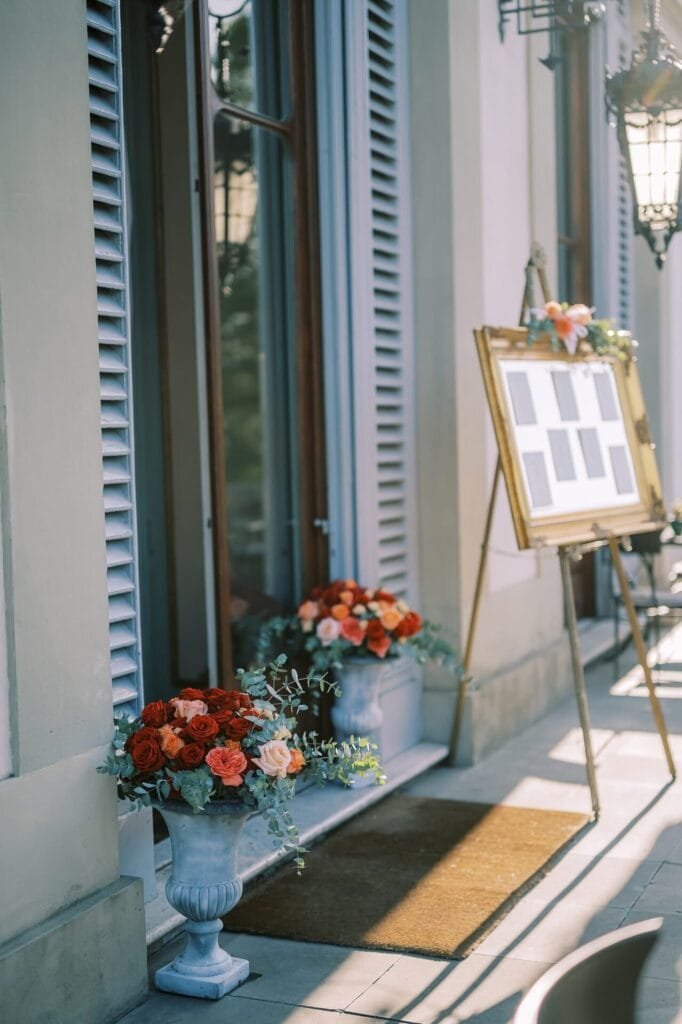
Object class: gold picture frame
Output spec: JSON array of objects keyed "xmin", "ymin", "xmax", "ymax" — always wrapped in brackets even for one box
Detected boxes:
[{"xmin": 475, "ymin": 326, "xmax": 665, "ymax": 550}]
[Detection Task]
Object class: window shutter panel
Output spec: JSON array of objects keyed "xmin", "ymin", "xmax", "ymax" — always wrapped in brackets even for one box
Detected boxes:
[
  {"xmin": 87, "ymin": 0, "xmax": 143, "ymax": 714},
  {"xmin": 346, "ymin": 0, "xmax": 418, "ymax": 600},
  {"xmin": 604, "ymin": 2, "xmax": 634, "ymax": 327}
]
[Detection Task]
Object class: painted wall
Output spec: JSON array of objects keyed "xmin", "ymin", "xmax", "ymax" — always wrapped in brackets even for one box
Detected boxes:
[
  {"xmin": 0, "ymin": 2, "xmax": 146, "ymax": 1018},
  {"xmin": 410, "ymin": 0, "xmax": 571, "ymax": 760}
]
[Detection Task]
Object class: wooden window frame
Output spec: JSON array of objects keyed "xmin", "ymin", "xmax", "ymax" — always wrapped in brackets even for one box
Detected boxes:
[{"xmin": 194, "ymin": 0, "xmax": 328, "ymax": 681}]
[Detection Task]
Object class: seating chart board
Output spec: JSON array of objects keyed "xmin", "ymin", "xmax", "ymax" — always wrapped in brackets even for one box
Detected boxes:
[{"xmin": 475, "ymin": 327, "xmax": 665, "ymax": 549}]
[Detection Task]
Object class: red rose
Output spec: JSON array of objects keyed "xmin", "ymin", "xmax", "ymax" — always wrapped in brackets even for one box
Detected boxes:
[
  {"xmin": 225, "ymin": 716, "xmax": 251, "ymax": 741},
  {"xmin": 178, "ymin": 687, "xmax": 206, "ymax": 701},
  {"xmin": 176, "ymin": 743, "xmax": 206, "ymax": 769},
  {"xmin": 221, "ymin": 690, "xmax": 252, "ymax": 711},
  {"xmin": 366, "ymin": 619, "xmax": 385, "ymax": 641},
  {"xmin": 203, "ymin": 688, "xmax": 230, "ymax": 709},
  {"xmin": 211, "ymin": 708, "xmax": 233, "ymax": 730},
  {"xmin": 395, "ymin": 611, "xmax": 422, "ymax": 638},
  {"xmin": 186, "ymin": 714, "xmax": 219, "ymax": 742},
  {"xmin": 125, "ymin": 726, "xmax": 160, "ymax": 752},
  {"xmin": 130, "ymin": 738, "xmax": 165, "ymax": 772},
  {"xmin": 140, "ymin": 700, "xmax": 168, "ymax": 728}
]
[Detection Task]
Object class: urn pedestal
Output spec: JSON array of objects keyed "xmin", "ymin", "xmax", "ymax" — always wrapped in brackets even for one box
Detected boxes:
[
  {"xmin": 154, "ymin": 802, "xmax": 251, "ymax": 1000},
  {"xmin": 331, "ymin": 658, "xmax": 386, "ymax": 788}
]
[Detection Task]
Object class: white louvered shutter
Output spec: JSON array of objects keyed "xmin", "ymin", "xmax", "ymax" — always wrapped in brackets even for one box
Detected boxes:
[
  {"xmin": 87, "ymin": 0, "xmax": 143, "ymax": 715},
  {"xmin": 598, "ymin": 0, "xmax": 634, "ymax": 327},
  {"xmin": 345, "ymin": 0, "xmax": 418, "ymax": 600}
]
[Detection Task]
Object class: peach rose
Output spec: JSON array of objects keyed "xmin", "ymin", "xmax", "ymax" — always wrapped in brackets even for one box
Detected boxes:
[
  {"xmin": 171, "ymin": 698, "xmax": 208, "ymax": 722},
  {"xmin": 545, "ymin": 300, "xmax": 562, "ymax": 319},
  {"xmin": 380, "ymin": 607, "xmax": 403, "ymax": 631},
  {"xmin": 339, "ymin": 589, "xmax": 354, "ymax": 606},
  {"xmin": 158, "ymin": 724, "xmax": 185, "ymax": 758},
  {"xmin": 298, "ymin": 599, "xmax": 319, "ymax": 621},
  {"xmin": 316, "ymin": 616, "xmax": 342, "ymax": 646},
  {"xmin": 567, "ymin": 303, "xmax": 593, "ymax": 326},
  {"xmin": 252, "ymin": 739, "xmax": 292, "ymax": 779},
  {"xmin": 287, "ymin": 748, "xmax": 306, "ymax": 775},
  {"xmin": 205, "ymin": 747, "xmax": 247, "ymax": 786}
]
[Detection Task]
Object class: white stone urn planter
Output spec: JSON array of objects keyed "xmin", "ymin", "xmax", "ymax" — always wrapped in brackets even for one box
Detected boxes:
[
  {"xmin": 154, "ymin": 800, "xmax": 251, "ymax": 1000},
  {"xmin": 331, "ymin": 657, "xmax": 388, "ymax": 787}
]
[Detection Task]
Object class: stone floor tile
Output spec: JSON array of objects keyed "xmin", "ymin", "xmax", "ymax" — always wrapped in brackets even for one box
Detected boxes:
[
  {"xmin": 522, "ymin": 852, "xmax": 661, "ymax": 912},
  {"xmin": 636, "ymin": 977, "xmax": 682, "ymax": 1024},
  {"xmin": 348, "ymin": 952, "xmax": 548, "ymax": 1024},
  {"xmin": 123, "ymin": 992, "xmax": 395, "ymax": 1023},
  {"xmin": 227, "ymin": 934, "xmax": 401, "ymax": 1011},
  {"xmin": 150, "ymin": 933, "xmax": 401, "ymax": 1013},
  {"xmin": 624, "ymin": 910, "xmax": 682, "ymax": 983},
  {"xmin": 631, "ymin": 862, "xmax": 682, "ymax": 915},
  {"xmin": 473, "ymin": 896, "xmax": 625, "ymax": 963}
]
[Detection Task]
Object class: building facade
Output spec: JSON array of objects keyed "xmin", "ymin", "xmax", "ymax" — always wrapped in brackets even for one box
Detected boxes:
[{"xmin": 0, "ymin": 1, "xmax": 679, "ymax": 1021}]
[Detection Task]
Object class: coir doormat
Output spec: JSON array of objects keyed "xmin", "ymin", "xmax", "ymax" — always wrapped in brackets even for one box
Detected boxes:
[{"xmin": 224, "ymin": 795, "xmax": 589, "ymax": 959}]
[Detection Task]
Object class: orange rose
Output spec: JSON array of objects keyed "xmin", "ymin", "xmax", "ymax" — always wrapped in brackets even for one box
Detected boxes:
[
  {"xmin": 205, "ymin": 747, "xmax": 247, "ymax": 786},
  {"xmin": 287, "ymin": 748, "xmax": 306, "ymax": 775},
  {"xmin": 158, "ymin": 724, "xmax": 185, "ymax": 758},
  {"xmin": 298, "ymin": 600, "xmax": 319, "ymax": 621},
  {"xmin": 331, "ymin": 603, "xmax": 350, "ymax": 620},
  {"xmin": 380, "ymin": 607, "xmax": 403, "ymax": 631}
]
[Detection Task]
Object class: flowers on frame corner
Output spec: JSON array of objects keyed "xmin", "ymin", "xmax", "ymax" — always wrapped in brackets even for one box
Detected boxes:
[{"xmin": 526, "ymin": 300, "xmax": 636, "ymax": 361}]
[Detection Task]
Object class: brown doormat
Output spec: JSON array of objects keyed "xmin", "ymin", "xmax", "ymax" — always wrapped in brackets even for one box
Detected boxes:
[{"xmin": 224, "ymin": 795, "xmax": 589, "ymax": 959}]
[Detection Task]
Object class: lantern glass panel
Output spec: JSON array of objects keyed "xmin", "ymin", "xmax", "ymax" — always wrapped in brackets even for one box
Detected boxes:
[{"xmin": 624, "ymin": 108, "xmax": 682, "ymax": 230}]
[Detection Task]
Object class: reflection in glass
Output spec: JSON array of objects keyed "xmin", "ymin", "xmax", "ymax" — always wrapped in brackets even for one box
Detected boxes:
[
  {"xmin": 213, "ymin": 114, "xmax": 297, "ymax": 652},
  {"xmin": 207, "ymin": 0, "xmax": 288, "ymax": 118}
]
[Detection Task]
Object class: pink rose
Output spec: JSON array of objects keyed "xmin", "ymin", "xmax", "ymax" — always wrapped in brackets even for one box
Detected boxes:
[
  {"xmin": 316, "ymin": 616, "xmax": 342, "ymax": 646},
  {"xmin": 170, "ymin": 698, "xmax": 208, "ymax": 722}
]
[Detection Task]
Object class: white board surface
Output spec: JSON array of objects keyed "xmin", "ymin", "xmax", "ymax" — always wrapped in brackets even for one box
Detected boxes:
[{"xmin": 498, "ymin": 359, "xmax": 639, "ymax": 520}]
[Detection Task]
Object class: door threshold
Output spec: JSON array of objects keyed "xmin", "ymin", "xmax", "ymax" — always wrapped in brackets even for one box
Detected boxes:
[{"xmin": 145, "ymin": 740, "xmax": 448, "ymax": 952}]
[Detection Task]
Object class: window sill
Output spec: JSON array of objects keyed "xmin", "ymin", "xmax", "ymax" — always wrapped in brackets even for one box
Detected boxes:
[{"xmin": 145, "ymin": 740, "xmax": 447, "ymax": 952}]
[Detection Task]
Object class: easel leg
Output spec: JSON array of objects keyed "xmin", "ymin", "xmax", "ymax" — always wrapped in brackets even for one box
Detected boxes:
[
  {"xmin": 448, "ymin": 458, "xmax": 502, "ymax": 766},
  {"xmin": 559, "ymin": 548, "xmax": 600, "ymax": 819},
  {"xmin": 609, "ymin": 537, "xmax": 676, "ymax": 780}
]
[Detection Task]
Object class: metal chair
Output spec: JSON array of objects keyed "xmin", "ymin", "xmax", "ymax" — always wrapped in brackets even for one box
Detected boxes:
[{"xmin": 513, "ymin": 917, "xmax": 663, "ymax": 1024}]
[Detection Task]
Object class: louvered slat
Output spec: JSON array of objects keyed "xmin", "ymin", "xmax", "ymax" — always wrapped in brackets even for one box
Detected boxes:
[
  {"xmin": 87, "ymin": 0, "xmax": 142, "ymax": 717},
  {"xmin": 366, "ymin": 0, "xmax": 416, "ymax": 598}
]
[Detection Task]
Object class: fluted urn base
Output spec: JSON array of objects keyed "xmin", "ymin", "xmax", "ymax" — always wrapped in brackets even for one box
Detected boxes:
[
  {"xmin": 155, "ymin": 927, "xmax": 249, "ymax": 999},
  {"xmin": 153, "ymin": 801, "xmax": 251, "ymax": 1000}
]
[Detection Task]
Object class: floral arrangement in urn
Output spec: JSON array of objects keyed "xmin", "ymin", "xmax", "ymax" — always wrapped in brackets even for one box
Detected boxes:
[
  {"xmin": 98, "ymin": 659, "xmax": 382, "ymax": 866},
  {"xmin": 257, "ymin": 578, "xmax": 456, "ymax": 674},
  {"xmin": 526, "ymin": 301, "xmax": 634, "ymax": 361}
]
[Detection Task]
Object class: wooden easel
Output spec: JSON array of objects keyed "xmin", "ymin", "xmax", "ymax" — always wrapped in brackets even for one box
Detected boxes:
[{"xmin": 447, "ymin": 246, "xmax": 675, "ymax": 819}]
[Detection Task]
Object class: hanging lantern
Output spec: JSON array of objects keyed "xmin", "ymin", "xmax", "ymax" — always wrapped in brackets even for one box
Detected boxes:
[{"xmin": 606, "ymin": 1, "xmax": 682, "ymax": 268}]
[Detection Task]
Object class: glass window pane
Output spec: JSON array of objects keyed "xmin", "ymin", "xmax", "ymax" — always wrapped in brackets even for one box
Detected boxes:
[
  {"xmin": 213, "ymin": 113, "xmax": 298, "ymax": 657},
  {"xmin": 207, "ymin": 0, "xmax": 289, "ymax": 120}
]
